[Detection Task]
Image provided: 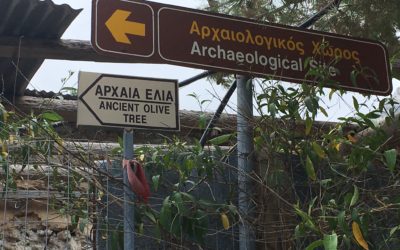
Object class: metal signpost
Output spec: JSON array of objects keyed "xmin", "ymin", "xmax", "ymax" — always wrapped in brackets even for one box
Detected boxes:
[
  {"xmin": 237, "ymin": 75, "xmax": 255, "ymax": 250},
  {"xmin": 123, "ymin": 130, "xmax": 134, "ymax": 250},
  {"xmin": 77, "ymin": 72, "xmax": 179, "ymax": 250},
  {"xmin": 92, "ymin": 0, "xmax": 392, "ymax": 95}
]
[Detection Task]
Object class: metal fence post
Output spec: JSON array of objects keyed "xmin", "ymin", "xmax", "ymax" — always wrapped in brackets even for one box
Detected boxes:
[
  {"xmin": 237, "ymin": 75, "xmax": 255, "ymax": 250},
  {"xmin": 123, "ymin": 129, "xmax": 135, "ymax": 250}
]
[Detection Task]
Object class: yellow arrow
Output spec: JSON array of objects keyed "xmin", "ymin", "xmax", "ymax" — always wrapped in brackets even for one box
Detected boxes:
[{"xmin": 105, "ymin": 9, "xmax": 146, "ymax": 45}]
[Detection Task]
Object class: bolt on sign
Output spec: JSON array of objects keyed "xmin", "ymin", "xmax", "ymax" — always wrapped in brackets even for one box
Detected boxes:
[
  {"xmin": 92, "ymin": 0, "xmax": 392, "ymax": 95},
  {"xmin": 77, "ymin": 72, "xmax": 179, "ymax": 130}
]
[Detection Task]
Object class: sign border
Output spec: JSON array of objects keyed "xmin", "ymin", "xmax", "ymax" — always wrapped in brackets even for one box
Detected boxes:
[
  {"xmin": 93, "ymin": 0, "xmax": 156, "ymax": 58},
  {"xmin": 91, "ymin": 0, "xmax": 392, "ymax": 96},
  {"xmin": 78, "ymin": 73, "xmax": 180, "ymax": 131}
]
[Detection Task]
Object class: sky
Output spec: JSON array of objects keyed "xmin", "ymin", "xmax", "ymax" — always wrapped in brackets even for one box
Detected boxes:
[
  {"xmin": 30, "ymin": 0, "xmax": 231, "ymax": 112},
  {"xmin": 30, "ymin": 0, "xmax": 400, "ymax": 121}
]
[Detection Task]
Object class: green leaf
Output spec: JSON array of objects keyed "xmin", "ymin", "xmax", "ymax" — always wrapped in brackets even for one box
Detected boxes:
[
  {"xmin": 71, "ymin": 215, "xmax": 79, "ymax": 229},
  {"xmin": 319, "ymin": 106, "xmax": 329, "ymax": 117},
  {"xmin": 152, "ymin": 175, "xmax": 160, "ymax": 192},
  {"xmin": 350, "ymin": 185, "xmax": 359, "ymax": 207},
  {"xmin": 41, "ymin": 111, "xmax": 63, "ymax": 122},
  {"xmin": 390, "ymin": 225, "xmax": 400, "ymax": 237},
  {"xmin": 144, "ymin": 210, "xmax": 157, "ymax": 224},
  {"xmin": 79, "ymin": 218, "xmax": 88, "ymax": 232},
  {"xmin": 159, "ymin": 197, "xmax": 172, "ymax": 229},
  {"xmin": 365, "ymin": 111, "xmax": 382, "ymax": 119},
  {"xmin": 170, "ymin": 214, "xmax": 182, "ymax": 237},
  {"xmin": 308, "ymin": 196, "xmax": 318, "ymax": 215},
  {"xmin": 138, "ymin": 223, "xmax": 144, "ymax": 235},
  {"xmin": 312, "ymin": 142, "xmax": 326, "ymax": 158},
  {"xmin": 338, "ymin": 211, "xmax": 350, "ymax": 235},
  {"xmin": 173, "ymin": 192, "xmax": 184, "ymax": 214},
  {"xmin": 294, "ymin": 205, "xmax": 318, "ymax": 232},
  {"xmin": 323, "ymin": 232, "xmax": 338, "ymax": 250},
  {"xmin": 305, "ymin": 156, "xmax": 317, "ymax": 181},
  {"xmin": 268, "ymin": 103, "xmax": 277, "ymax": 116},
  {"xmin": 0, "ymin": 107, "xmax": 6, "ymax": 125},
  {"xmin": 357, "ymin": 113, "xmax": 376, "ymax": 129},
  {"xmin": 117, "ymin": 136, "xmax": 123, "ymax": 148},
  {"xmin": 305, "ymin": 97, "xmax": 315, "ymax": 113},
  {"xmin": 208, "ymin": 133, "xmax": 234, "ymax": 145},
  {"xmin": 378, "ymin": 98, "xmax": 387, "ymax": 111},
  {"xmin": 327, "ymin": 216, "xmax": 338, "ymax": 230},
  {"xmin": 180, "ymin": 192, "xmax": 195, "ymax": 202},
  {"xmin": 294, "ymin": 224, "xmax": 305, "ymax": 239},
  {"xmin": 305, "ymin": 116, "xmax": 313, "ymax": 135},
  {"xmin": 227, "ymin": 204, "xmax": 239, "ymax": 215},
  {"xmin": 384, "ymin": 149, "xmax": 397, "ymax": 172},
  {"xmin": 305, "ymin": 239, "xmax": 323, "ymax": 250},
  {"xmin": 353, "ymin": 96, "xmax": 360, "ymax": 112},
  {"xmin": 201, "ymin": 99, "xmax": 211, "ymax": 105},
  {"xmin": 329, "ymin": 89, "xmax": 336, "ymax": 100},
  {"xmin": 198, "ymin": 113, "xmax": 207, "ymax": 129}
]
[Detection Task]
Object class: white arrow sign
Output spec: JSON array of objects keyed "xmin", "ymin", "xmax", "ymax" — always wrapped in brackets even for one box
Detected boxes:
[{"xmin": 77, "ymin": 72, "xmax": 179, "ymax": 130}]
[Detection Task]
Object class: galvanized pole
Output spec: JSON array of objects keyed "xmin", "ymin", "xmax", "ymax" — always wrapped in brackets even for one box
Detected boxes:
[
  {"xmin": 123, "ymin": 129, "xmax": 135, "ymax": 250},
  {"xmin": 237, "ymin": 75, "xmax": 255, "ymax": 250}
]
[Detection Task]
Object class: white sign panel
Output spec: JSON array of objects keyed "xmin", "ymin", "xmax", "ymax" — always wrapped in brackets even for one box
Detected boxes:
[{"xmin": 77, "ymin": 72, "xmax": 179, "ymax": 130}]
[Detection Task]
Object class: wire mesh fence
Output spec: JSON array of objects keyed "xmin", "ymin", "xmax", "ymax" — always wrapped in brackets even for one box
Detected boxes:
[
  {"xmin": 2, "ymin": 132, "xmax": 398, "ymax": 249},
  {"xmin": 0, "ymin": 139, "xmax": 94, "ymax": 249},
  {"xmin": 0, "ymin": 138, "xmax": 243, "ymax": 250}
]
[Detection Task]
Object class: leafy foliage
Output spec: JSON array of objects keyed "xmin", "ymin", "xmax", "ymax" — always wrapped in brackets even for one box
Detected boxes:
[
  {"xmin": 200, "ymin": 2, "xmax": 400, "ymax": 248},
  {"xmin": 253, "ymin": 75, "xmax": 400, "ymax": 249},
  {"xmin": 0, "ymin": 101, "xmax": 92, "ymax": 238},
  {"xmin": 133, "ymin": 140, "xmax": 239, "ymax": 245}
]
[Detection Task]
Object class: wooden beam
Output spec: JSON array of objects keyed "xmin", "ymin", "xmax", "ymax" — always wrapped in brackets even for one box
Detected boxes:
[
  {"xmin": 11, "ymin": 96, "xmax": 352, "ymax": 144},
  {"xmin": 0, "ymin": 37, "xmax": 149, "ymax": 63},
  {"xmin": 12, "ymin": 96, "xmax": 237, "ymax": 143},
  {"xmin": 14, "ymin": 96, "xmax": 78, "ymax": 122},
  {"xmin": 13, "ymin": 96, "xmax": 237, "ymax": 126}
]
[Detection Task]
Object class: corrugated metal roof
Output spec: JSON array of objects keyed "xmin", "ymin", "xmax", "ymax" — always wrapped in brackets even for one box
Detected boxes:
[
  {"xmin": 0, "ymin": 0, "xmax": 81, "ymax": 99},
  {"xmin": 24, "ymin": 89, "xmax": 77, "ymax": 100}
]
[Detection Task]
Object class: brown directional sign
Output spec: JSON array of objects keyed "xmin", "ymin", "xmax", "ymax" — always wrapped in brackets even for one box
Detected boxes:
[{"xmin": 92, "ymin": 0, "xmax": 392, "ymax": 95}]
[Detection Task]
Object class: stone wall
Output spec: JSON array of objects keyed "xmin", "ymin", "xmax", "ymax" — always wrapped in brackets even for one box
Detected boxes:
[{"xmin": 0, "ymin": 200, "xmax": 91, "ymax": 250}]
